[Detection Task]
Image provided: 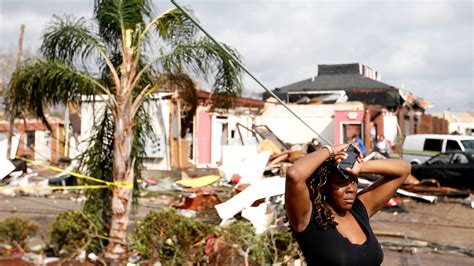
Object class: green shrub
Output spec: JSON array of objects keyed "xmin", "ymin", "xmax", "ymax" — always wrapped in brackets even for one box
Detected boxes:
[
  {"xmin": 219, "ymin": 221, "xmax": 270, "ymax": 265},
  {"xmin": 48, "ymin": 211, "xmax": 102, "ymax": 257},
  {"xmin": 261, "ymin": 227, "xmax": 301, "ymax": 264},
  {"xmin": 131, "ymin": 208, "xmax": 215, "ymax": 265},
  {"xmin": 0, "ymin": 217, "xmax": 38, "ymax": 249}
]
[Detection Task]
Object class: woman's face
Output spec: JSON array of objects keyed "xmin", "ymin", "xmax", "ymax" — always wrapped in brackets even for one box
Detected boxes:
[{"xmin": 325, "ymin": 173, "xmax": 358, "ymax": 214}]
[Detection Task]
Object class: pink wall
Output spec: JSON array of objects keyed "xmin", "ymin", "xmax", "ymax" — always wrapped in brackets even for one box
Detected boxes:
[
  {"xmin": 197, "ymin": 112, "xmax": 212, "ymax": 164},
  {"xmin": 334, "ymin": 110, "xmax": 365, "ymax": 145}
]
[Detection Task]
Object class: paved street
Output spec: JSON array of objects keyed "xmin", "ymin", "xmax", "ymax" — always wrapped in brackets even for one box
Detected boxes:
[{"xmin": 1, "ymin": 195, "xmax": 473, "ymax": 265}]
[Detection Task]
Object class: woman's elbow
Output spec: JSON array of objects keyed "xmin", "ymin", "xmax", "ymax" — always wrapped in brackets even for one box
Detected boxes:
[
  {"xmin": 401, "ymin": 160, "xmax": 411, "ymax": 178},
  {"xmin": 286, "ymin": 167, "xmax": 301, "ymax": 184}
]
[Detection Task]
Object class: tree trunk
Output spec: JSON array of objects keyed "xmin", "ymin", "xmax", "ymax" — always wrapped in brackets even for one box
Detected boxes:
[
  {"xmin": 105, "ymin": 29, "xmax": 136, "ymax": 261},
  {"xmin": 105, "ymin": 96, "xmax": 134, "ymax": 261}
]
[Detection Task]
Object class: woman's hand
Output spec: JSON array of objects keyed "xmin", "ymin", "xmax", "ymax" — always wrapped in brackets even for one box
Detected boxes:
[
  {"xmin": 333, "ymin": 144, "xmax": 364, "ymax": 176},
  {"xmin": 344, "ymin": 160, "xmax": 362, "ymax": 176}
]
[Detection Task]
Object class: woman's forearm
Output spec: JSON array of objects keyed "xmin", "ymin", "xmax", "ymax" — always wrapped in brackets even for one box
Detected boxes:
[
  {"xmin": 286, "ymin": 148, "xmax": 332, "ymax": 183},
  {"xmin": 359, "ymin": 159, "xmax": 411, "ymax": 180}
]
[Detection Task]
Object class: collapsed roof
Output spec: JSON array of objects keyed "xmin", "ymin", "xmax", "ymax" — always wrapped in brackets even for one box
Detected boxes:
[{"xmin": 264, "ymin": 63, "xmax": 428, "ymax": 109}]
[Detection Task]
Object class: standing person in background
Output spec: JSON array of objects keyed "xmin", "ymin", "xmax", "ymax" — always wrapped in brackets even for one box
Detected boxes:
[
  {"xmin": 285, "ymin": 143, "xmax": 410, "ymax": 265},
  {"xmin": 352, "ymin": 134, "xmax": 366, "ymax": 156},
  {"xmin": 375, "ymin": 135, "xmax": 390, "ymax": 158},
  {"xmin": 369, "ymin": 122, "xmax": 377, "ymax": 150}
]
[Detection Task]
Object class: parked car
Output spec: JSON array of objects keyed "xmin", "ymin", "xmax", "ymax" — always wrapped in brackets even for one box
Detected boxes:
[
  {"xmin": 411, "ymin": 150, "xmax": 474, "ymax": 189},
  {"xmin": 402, "ymin": 134, "xmax": 474, "ymax": 165}
]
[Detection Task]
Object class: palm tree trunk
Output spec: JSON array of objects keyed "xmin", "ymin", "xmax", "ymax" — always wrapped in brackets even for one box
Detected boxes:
[
  {"xmin": 106, "ymin": 96, "xmax": 134, "ymax": 261},
  {"xmin": 105, "ymin": 29, "xmax": 137, "ymax": 261}
]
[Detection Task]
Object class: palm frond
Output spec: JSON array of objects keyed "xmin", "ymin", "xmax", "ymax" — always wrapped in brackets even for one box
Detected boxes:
[
  {"xmin": 94, "ymin": 0, "xmax": 154, "ymax": 47},
  {"xmin": 41, "ymin": 15, "xmax": 101, "ymax": 65},
  {"xmin": 144, "ymin": 7, "xmax": 198, "ymax": 45},
  {"xmin": 6, "ymin": 59, "xmax": 101, "ymax": 127}
]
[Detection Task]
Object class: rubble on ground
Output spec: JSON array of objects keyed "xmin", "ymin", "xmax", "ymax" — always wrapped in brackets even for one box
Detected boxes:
[{"xmin": 1, "ymin": 134, "xmax": 474, "ymax": 264}]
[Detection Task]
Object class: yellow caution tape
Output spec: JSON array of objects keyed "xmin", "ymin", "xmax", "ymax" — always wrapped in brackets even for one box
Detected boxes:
[
  {"xmin": 0, "ymin": 185, "xmax": 110, "ymax": 191},
  {"xmin": 176, "ymin": 175, "xmax": 220, "ymax": 188},
  {"xmin": 14, "ymin": 156, "xmax": 133, "ymax": 189}
]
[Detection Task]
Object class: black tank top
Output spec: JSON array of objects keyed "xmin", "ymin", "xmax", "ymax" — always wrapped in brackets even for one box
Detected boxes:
[{"xmin": 294, "ymin": 198, "xmax": 383, "ymax": 265}]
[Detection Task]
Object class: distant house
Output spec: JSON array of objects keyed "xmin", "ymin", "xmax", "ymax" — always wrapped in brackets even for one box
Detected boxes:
[
  {"xmin": 264, "ymin": 63, "xmax": 432, "ymax": 150},
  {"xmin": 0, "ymin": 97, "xmax": 67, "ymax": 163},
  {"xmin": 432, "ymin": 111, "xmax": 474, "ymax": 136}
]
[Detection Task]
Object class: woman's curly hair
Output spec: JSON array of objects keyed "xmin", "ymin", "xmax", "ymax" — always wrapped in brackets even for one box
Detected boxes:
[{"xmin": 306, "ymin": 157, "xmax": 339, "ymax": 230}]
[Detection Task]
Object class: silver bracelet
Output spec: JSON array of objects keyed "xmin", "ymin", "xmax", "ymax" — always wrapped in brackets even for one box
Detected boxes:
[{"xmin": 321, "ymin": 145, "xmax": 334, "ymax": 157}]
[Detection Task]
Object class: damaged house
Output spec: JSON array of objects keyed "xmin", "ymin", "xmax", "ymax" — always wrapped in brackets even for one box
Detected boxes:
[
  {"xmin": 0, "ymin": 97, "xmax": 68, "ymax": 163},
  {"xmin": 263, "ymin": 63, "xmax": 440, "ymax": 150},
  {"xmin": 80, "ymin": 90, "xmax": 266, "ymax": 170}
]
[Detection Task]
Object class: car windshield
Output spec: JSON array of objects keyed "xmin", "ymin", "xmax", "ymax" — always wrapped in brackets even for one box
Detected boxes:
[
  {"xmin": 461, "ymin": 140, "xmax": 474, "ymax": 150},
  {"xmin": 426, "ymin": 153, "xmax": 451, "ymax": 165},
  {"xmin": 451, "ymin": 153, "xmax": 470, "ymax": 164}
]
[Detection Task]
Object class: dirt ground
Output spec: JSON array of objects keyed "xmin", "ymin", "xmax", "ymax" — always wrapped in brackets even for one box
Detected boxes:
[
  {"xmin": 1, "ymin": 193, "xmax": 473, "ymax": 265},
  {"xmin": 372, "ymin": 197, "xmax": 474, "ymax": 265}
]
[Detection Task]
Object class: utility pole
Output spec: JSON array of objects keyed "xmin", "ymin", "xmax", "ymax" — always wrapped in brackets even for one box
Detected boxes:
[{"xmin": 6, "ymin": 24, "xmax": 25, "ymax": 160}]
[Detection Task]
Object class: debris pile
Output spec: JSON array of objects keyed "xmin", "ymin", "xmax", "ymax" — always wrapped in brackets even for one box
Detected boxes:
[{"xmin": 1, "ymin": 127, "xmax": 474, "ymax": 264}]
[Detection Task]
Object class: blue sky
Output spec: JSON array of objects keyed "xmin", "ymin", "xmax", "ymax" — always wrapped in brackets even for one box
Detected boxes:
[{"xmin": 1, "ymin": 0, "xmax": 473, "ymax": 112}]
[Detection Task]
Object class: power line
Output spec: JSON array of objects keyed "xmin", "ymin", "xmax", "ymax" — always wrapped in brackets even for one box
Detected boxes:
[{"xmin": 170, "ymin": 0, "xmax": 331, "ymax": 145}]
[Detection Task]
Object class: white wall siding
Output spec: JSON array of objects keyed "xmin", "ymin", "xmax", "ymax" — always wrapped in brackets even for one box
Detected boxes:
[
  {"xmin": 258, "ymin": 104, "xmax": 335, "ymax": 145},
  {"xmin": 383, "ymin": 113, "xmax": 398, "ymax": 144}
]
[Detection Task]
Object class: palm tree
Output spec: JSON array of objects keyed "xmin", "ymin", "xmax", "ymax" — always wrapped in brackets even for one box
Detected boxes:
[{"xmin": 6, "ymin": 0, "xmax": 242, "ymax": 260}]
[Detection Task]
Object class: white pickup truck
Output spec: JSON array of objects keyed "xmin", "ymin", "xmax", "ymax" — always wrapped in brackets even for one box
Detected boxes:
[{"xmin": 402, "ymin": 134, "xmax": 474, "ymax": 164}]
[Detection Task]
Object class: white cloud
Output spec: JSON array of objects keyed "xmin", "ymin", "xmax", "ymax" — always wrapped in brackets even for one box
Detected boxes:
[
  {"xmin": 1, "ymin": 0, "xmax": 472, "ymax": 112},
  {"xmin": 383, "ymin": 42, "xmax": 428, "ymax": 75}
]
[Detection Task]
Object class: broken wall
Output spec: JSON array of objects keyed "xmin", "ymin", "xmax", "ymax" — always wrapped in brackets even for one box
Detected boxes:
[
  {"xmin": 257, "ymin": 103, "xmax": 335, "ymax": 145},
  {"xmin": 80, "ymin": 94, "xmax": 171, "ymax": 170}
]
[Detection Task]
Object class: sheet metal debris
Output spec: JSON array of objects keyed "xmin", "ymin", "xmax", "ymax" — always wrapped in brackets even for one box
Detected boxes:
[
  {"xmin": 0, "ymin": 159, "xmax": 15, "ymax": 181},
  {"xmin": 214, "ymin": 176, "xmax": 285, "ymax": 223}
]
